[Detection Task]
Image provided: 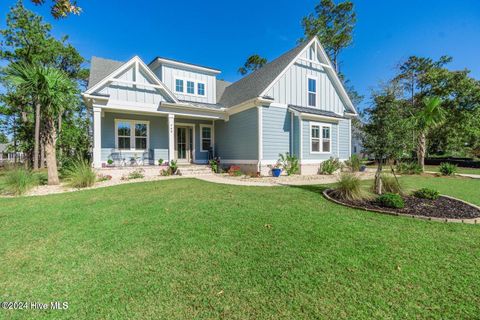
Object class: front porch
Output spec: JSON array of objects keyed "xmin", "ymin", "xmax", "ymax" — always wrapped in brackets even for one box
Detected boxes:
[{"xmin": 92, "ymin": 109, "xmax": 217, "ymax": 168}]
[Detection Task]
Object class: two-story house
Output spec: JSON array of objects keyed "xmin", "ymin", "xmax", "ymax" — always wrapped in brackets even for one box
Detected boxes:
[{"xmin": 82, "ymin": 36, "xmax": 357, "ymax": 175}]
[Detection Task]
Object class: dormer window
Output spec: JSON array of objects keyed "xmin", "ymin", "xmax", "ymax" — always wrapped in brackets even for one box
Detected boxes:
[
  {"xmin": 198, "ymin": 83, "xmax": 205, "ymax": 96},
  {"xmin": 307, "ymin": 76, "xmax": 317, "ymax": 107},
  {"xmin": 175, "ymin": 79, "xmax": 184, "ymax": 92},
  {"xmin": 187, "ymin": 81, "xmax": 195, "ymax": 94}
]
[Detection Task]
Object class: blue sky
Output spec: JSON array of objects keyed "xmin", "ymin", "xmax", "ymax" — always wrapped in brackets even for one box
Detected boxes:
[{"xmin": 1, "ymin": 0, "xmax": 479, "ymax": 110}]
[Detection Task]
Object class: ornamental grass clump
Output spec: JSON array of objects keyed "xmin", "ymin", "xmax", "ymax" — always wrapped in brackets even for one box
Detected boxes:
[
  {"xmin": 64, "ymin": 158, "xmax": 96, "ymax": 188},
  {"xmin": 331, "ymin": 173, "xmax": 368, "ymax": 201},
  {"xmin": 345, "ymin": 154, "xmax": 361, "ymax": 172},
  {"xmin": 380, "ymin": 174, "xmax": 402, "ymax": 194},
  {"xmin": 439, "ymin": 162, "xmax": 457, "ymax": 176},
  {"xmin": 319, "ymin": 157, "xmax": 341, "ymax": 175},
  {"xmin": 3, "ymin": 167, "xmax": 38, "ymax": 195}
]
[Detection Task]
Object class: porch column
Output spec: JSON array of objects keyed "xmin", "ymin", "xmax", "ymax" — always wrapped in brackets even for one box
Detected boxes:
[
  {"xmin": 93, "ymin": 107, "xmax": 102, "ymax": 168},
  {"xmin": 168, "ymin": 113, "xmax": 175, "ymax": 162}
]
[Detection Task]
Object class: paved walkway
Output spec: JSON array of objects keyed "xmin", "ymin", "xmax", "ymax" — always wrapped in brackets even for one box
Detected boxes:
[{"xmin": 425, "ymin": 171, "xmax": 480, "ymax": 179}]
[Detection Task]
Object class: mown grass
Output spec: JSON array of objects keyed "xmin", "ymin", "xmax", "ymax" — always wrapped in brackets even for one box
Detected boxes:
[{"xmin": 0, "ymin": 177, "xmax": 479, "ymax": 319}]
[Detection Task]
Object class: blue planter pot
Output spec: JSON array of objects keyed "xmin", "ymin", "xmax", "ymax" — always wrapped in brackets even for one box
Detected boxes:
[
  {"xmin": 272, "ymin": 168, "xmax": 282, "ymax": 177},
  {"xmin": 360, "ymin": 165, "xmax": 366, "ymax": 172}
]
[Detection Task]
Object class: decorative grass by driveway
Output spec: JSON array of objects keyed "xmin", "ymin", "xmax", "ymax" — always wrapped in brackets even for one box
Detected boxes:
[
  {"xmin": 424, "ymin": 165, "xmax": 480, "ymax": 175},
  {"xmin": 1, "ymin": 177, "xmax": 479, "ymax": 319}
]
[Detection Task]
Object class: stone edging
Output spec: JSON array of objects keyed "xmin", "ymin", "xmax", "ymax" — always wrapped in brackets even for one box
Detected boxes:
[{"xmin": 322, "ymin": 189, "xmax": 480, "ymax": 224}]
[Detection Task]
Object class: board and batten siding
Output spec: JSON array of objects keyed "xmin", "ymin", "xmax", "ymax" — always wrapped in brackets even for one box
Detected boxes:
[
  {"xmin": 215, "ymin": 108, "xmax": 258, "ymax": 160},
  {"xmin": 152, "ymin": 65, "xmax": 217, "ymax": 104},
  {"xmin": 96, "ymin": 65, "xmax": 167, "ymax": 106},
  {"xmin": 264, "ymin": 60, "xmax": 345, "ymax": 115},
  {"xmin": 261, "ymin": 106, "xmax": 291, "ymax": 160}
]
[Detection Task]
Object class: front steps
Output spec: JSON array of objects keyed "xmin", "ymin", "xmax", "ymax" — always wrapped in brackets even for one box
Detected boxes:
[{"xmin": 176, "ymin": 164, "xmax": 213, "ymax": 177}]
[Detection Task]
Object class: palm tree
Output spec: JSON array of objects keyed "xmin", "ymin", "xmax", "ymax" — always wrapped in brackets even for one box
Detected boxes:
[
  {"xmin": 414, "ymin": 96, "xmax": 445, "ymax": 172},
  {"xmin": 5, "ymin": 62, "xmax": 76, "ymax": 185}
]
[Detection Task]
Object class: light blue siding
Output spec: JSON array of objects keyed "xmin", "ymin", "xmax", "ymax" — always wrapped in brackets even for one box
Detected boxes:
[
  {"xmin": 338, "ymin": 119, "xmax": 351, "ymax": 159},
  {"xmin": 262, "ymin": 106, "xmax": 291, "ymax": 160},
  {"xmin": 292, "ymin": 115, "xmax": 301, "ymax": 158},
  {"xmin": 215, "ymin": 108, "xmax": 258, "ymax": 160},
  {"xmin": 100, "ymin": 111, "xmax": 214, "ymax": 164},
  {"xmin": 301, "ymin": 119, "xmax": 339, "ymax": 160}
]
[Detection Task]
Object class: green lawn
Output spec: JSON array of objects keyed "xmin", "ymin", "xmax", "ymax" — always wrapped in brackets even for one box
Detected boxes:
[
  {"xmin": 1, "ymin": 176, "xmax": 479, "ymax": 319},
  {"xmin": 424, "ymin": 165, "xmax": 480, "ymax": 175}
]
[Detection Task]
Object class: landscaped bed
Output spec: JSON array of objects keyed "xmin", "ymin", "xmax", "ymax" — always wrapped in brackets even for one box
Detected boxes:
[{"xmin": 325, "ymin": 189, "xmax": 480, "ymax": 221}]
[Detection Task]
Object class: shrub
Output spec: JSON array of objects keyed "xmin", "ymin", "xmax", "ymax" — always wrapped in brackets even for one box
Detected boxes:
[
  {"xmin": 345, "ymin": 154, "xmax": 361, "ymax": 172},
  {"xmin": 169, "ymin": 160, "xmax": 178, "ymax": 175},
  {"xmin": 228, "ymin": 165, "xmax": 242, "ymax": 176},
  {"xmin": 64, "ymin": 158, "xmax": 96, "ymax": 188},
  {"xmin": 319, "ymin": 157, "xmax": 341, "ymax": 175},
  {"xmin": 413, "ymin": 188, "xmax": 440, "ymax": 200},
  {"xmin": 209, "ymin": 158, "xmax": 220, "ymax": 173},
  {"xmin": 439, "ymin": 162, "xmax": 457, "ymax": 176},
  {"xmin": 33, "ymin": 170, "xmax": 48, "ymax": 185},
  {"xmin": 331, "ymin": 173, "xmax": 368, "ymax": 201},
  {"xmin": 278, "ymin": 152, "xmax": 299, "ymax": 175},
  {"xmin": 97, "ymin": 174, "xmax": 112, "ymax": 182},
  {"xmin": 128, "ymin": 169, "xmax": 145, "ymax": 179},
  {"xmin": 396, "ymin": 161, "xmax": 422, "ymax": 175},
  {"xmin": 2, "ymin": 168, "xmax": 38, "ymax": 195},
  {"xmin": 380, "ymin": 174, "xmax": 402, "ymax": 194},
  {"xmin": 158, "ymin": 158, "xmax": 164, "ymax": 166},
  {"xmin": 376, "ymin": 193, "xmax": 405, "ymax": 209}
]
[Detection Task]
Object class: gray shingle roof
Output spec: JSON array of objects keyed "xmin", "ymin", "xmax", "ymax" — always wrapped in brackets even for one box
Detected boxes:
[
  {"xmin": 219, "ymin": 39, "xmax": 312, "ymax": 108},
  {"xmin": 87, "ymin": 56, "xmax": 124, "ymax": 89},
  {"xmin": 215, "ymin": 79, "xmax": 231, "ymax": 103},
  {"xmin": 288, "ymin": 105, "xmax": 347, "ymax": 119}
]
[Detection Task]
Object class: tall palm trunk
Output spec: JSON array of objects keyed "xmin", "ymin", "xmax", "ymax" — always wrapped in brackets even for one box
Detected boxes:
[
  {"xmin": 33, "ymin": 101, "xmax": 41, "ymax": 170},
  {"xmin": 417, "ymin": 131, "xmax": 426, "ymax": 172},
  {"xmin": 44, "ymin": 116, "xmax": 60, "ymax": 185}
]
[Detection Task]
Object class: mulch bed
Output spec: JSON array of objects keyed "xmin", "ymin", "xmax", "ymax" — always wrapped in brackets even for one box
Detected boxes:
[{"xmin": 326, "ymin": 190, "xmax": 480, "ymax": 220}]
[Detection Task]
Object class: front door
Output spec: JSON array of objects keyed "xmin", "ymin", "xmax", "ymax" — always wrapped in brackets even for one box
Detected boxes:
[{"xmin": 175, "ymin": 126, "xmax": 193, "ymax": 163}]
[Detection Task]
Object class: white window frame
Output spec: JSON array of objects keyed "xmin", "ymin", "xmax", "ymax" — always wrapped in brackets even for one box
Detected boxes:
[
  {"xmin": 175, "ymin": 78, "xmax": 184, "ymax": 93},
  {"xmin": 174, "ymin": 77, "xmax": 207, "ymax": 97},
  {"xmin": 200, "ymin": 124, "xmax": 214, "ymax": 152},
  {"xmin": 310, "ymin": 122, "xmax": 332, "ymax": 154},
  {"xmin": 197, "ymin": 82, "xmax": 206, "ymax": 96},
  {"xmin": 307, "ymin": 75, "xmax": 318, "ymax": 108},
  {"xmin": 115, "ymin": 119, "xmax": 150, "ymax": 151}
]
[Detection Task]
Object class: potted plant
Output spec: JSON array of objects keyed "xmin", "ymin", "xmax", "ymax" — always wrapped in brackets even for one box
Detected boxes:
[
  {"xmin": 106, "ymin": 159, "xmax": 114, "ymax": 167},
  {"xmin": 269, "ymin": 162, "xmax": 282, "ymax": 177},
  {"xmin": 158, "ymin": 158, "xmax": 164, "ymax": 166}
]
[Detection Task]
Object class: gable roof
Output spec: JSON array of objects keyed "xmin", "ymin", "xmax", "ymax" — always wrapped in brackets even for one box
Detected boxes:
[
  {"xmin": 219, "ymin": 39, "xmax": 312, "ymax": 108},
  {"xmin": 148, "ymin": 56, "xmax": 221, "ymax": 73},
  {"xmin": 87, "ymin": 56, "xmax": 124, "ymax": 89}
]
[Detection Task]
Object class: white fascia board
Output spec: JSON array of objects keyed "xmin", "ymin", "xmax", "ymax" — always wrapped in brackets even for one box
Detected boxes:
[
  {"xmin": 226, "ymin": 97, "xmax": 274, "ymax": 116},
  {"xmin": 298, "ymin": 112, "xmax": 341, "ymax": 123},
  {"xmin": 154, "ymin": 58, "xmax": 221, "ymax": 74}
]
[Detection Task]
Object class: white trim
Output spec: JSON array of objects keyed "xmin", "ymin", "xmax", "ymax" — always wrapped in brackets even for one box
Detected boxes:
[
  {"xmin": 299, "ymin": 116, "xmax": 303, "ymax": 160},
  {"xmin": 226, "ymin": 97, "xmax": 274, "ymax": 116},
  {"xmin": 220, "ymin": 159, "xmax": 258, "ymax": 165},
  {"xmin": 258, "ymin": 106, "xmax": 263, "ymax": 172},
  {"xmin": 306, "ymin": 75, "xmax": 318, "ymax": 108},
  {"xmin": 296, "ymin": 112, "xmax": 341, "ymax": 122},
  {"xmin": 199, "ymin": 124, "xmax": 214, "ymax": 152},
  {"xmin": 114, "ymin": 119, "xmax": 150, "ymax": 151},
  {"xmin": 168, "ymin": 114, "xmax": 175, "ymax": 162},
  {"xmin": 309, "ymin": 122, "xmax": 332, "ymax": 154},
  {"xmin": 85, "ymin": 56, "xmax": 179, "ymax": 103},
  {"xmin": 151, "ymin": 58, "xmax": 221, "ymax": 74},
  {"xmin": 93, "ymin": 107, "xmax": 102, "ymax": 168}
]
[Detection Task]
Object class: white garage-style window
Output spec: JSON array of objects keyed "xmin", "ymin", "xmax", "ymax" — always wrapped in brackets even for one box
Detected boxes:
[
  {"xmin": 200, "ymin": 124, "xmax": 213, "ymax": 152},
  {"xmin": 115, "ymin": 119, "xmax": 149, "ymax": 151},
  {"xmin": 310, "ymin": 123, "xmax": 331, "ymax": 153}
]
